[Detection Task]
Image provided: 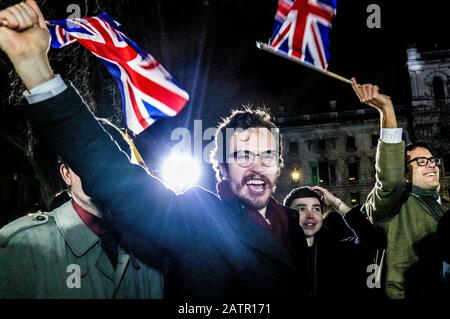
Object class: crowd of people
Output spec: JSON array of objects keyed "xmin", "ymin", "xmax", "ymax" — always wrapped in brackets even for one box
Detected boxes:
[{"xmin": 0, "ymin": 0, "xmax": 449, "ymax": 300}]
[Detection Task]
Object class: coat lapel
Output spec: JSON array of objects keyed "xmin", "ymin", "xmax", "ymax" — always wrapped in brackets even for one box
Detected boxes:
[
  {"xmin": 54, "ymin": 200, "xmax": 117, "ymax": 282},
  {"xmin": 95, "ymin": 249, "xmax": 115, "ymax": 282},
  {"xmin": 96, "ymin": 246, "xmax": 132, "ymax": 288},
  {"xmin": 115, "ymin": 250, "xmax": 131, "ymax": 290},
  {"xmin": 53, "ymin": 201, "xmax": 99, "ymax": 257},
  {"xmin": 53, "ymin": 200, "xmax": 135, "ymax": 288},
  {"xmin": 224, "ymin": 199, "xmax": 296, "ymax": 270},
  {"xmin": 412, "ymin": 193, "xmax": 447, "ymax": 221}
]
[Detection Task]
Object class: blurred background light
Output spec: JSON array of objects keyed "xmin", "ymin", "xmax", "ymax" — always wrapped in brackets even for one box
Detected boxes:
[{"xmin": 161, "ymin": 152, "xmax": 201, "ymax": 193}]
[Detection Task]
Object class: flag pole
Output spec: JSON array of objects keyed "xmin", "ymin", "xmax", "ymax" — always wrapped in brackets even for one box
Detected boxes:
[
  {"xmin": 256, "ymin": 42, "xmax": 352, "ymax": 85},
  {"xmin": 124, "ymin": 130, "xmax": 148, "ymax": 169}
]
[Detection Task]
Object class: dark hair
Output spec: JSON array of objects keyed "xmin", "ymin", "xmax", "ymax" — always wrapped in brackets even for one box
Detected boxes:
[
  {"xmin": 405, "ymin": 141, "xmax": 433, "ymax": 155},
  {"xmin": 53, "ymin": 118, "xmax": 133, "ymax": 208},
  {"xmin": 283, "ymin": 186, "xmax": 323, "ymax": 209},
  {"xmin": 210, "ymin": 106, "xmax": 283, "ymax": 181},
  {"xmin": 57, "ymin": 118, "xmax": 132, "ymax": 166}
]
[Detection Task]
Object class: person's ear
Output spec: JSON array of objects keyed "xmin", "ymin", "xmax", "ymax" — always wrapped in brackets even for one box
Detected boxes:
[
  {"xmin": 59, "ymin": 164, "xmax": 72, "ymax": 186},
  {"xmin": 219, "ymin": 164, "xmax": 228, "ymax": 180}
]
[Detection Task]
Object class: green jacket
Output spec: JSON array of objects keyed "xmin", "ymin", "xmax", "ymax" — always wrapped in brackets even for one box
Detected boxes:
[
  {"xmin": 365, "ymin": 141, "xmax": 449, "ymax": 299},
  {"xmin": 0, "ymin": 201, "xmax": 164, "ymax": 299}
]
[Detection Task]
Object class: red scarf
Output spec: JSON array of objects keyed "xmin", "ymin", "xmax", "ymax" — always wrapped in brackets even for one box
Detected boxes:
[
  {"xmin": 72, "ymin": 200, "xmax": 120, "ymax": 268},
  {"xmin": 72, "ymin": 199, "xmax": 103, "ymax": 236},
  {"xmin": 217, "ymin": 180, "xmax": 292, "ymax": 250}
]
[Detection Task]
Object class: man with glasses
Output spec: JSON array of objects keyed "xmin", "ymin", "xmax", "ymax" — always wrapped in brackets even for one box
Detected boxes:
[
  {"xmin": 210, "ymin": 109, "xmax": 308, "ymax": 267},
  {"xmin": 351, "ymin": 78, "xmax": 449, "ymax": 299},
  {"xmin": 0, "ymin": 1, "xmax": 308, "ymax": 299}
]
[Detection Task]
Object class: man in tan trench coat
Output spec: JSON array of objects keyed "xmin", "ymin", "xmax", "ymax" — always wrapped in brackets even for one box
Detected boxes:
[{"xmin": 0, "ymin": 124, "xmax": 164, "ymax": 299}]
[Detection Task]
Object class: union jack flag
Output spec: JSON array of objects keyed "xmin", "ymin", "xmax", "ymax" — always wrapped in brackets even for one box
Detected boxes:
[
  {"xmin": 269, "ymin": 0, "xmax": 337, "ymax": 70},
  {"xmin": 47, "ymin": 12, "xmax": 189, "ymax": 135}
]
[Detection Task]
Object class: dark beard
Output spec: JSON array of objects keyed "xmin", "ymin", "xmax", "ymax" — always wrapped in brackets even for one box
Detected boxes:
[
  {"xmin": 240, "ymin": 184, "xmax": 277, "ymax": 211},
  {"xmin": 241, "ymin": 196, "xmax": 270, "ymax": 211}
]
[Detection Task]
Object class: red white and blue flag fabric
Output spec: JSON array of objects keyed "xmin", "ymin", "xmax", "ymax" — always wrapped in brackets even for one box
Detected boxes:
[
  {"xmin": 269, "ymin": 0, "xmax": 337, "ymax": 70},
  {"xmin": 47, "ymin": 12, "xmax": 189, "ymax": 135}
]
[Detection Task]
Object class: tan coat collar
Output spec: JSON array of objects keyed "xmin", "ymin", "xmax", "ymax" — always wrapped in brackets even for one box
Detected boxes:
[{"xmin": 53, "ymin": 201, "xmax": 99, "ymax": 257}]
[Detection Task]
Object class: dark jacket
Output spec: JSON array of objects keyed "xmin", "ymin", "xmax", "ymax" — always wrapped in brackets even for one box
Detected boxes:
[
  {"xmin": 438, "ymin": 209, "xmax": 450, "ymax": 264},
  {"xmin": 304, "ymin": 207, "xmax": 386, "ymax": 300},
  {"xmin": 438, "ymin": 209, "xmax": 450, "ymax": 297},
  {"xmin": 24, "ymin": 84, "xmax": 309, "ymax": 299}
]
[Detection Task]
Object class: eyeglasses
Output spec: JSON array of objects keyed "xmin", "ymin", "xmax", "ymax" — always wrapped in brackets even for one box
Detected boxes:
[
  {"xmin": 230, "ymin": 150, "xmax": 279, "ymax": 168},
  {"xmin": 406, "ymin": 156, "xmax": 441, "ymax": 166}
]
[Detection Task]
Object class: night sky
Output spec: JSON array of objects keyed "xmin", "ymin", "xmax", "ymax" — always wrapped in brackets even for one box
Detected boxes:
[
  {"xmin": 129, "ymin": 0, "xmax": 449, "ymax": 190},
  {"xmin": 1, "ymin": 0, "xmax": 448, "ymax": 192}
]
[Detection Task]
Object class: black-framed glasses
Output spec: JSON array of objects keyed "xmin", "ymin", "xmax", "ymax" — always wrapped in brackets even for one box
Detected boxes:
[
  {"xmin": 406, "ymin": 156, "xmax": 441, "ymax": 166},
  {"xmin": 230, "ymin": 150, "xmax": 279, "ymax": 168}
]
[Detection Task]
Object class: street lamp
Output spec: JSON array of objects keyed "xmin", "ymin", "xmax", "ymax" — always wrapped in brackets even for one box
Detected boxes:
[{"xmin": 290, "ymin": 168, "xmax": 301, "ymax": 183}]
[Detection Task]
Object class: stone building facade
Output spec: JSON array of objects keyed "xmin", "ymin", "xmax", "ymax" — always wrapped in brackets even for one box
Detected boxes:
[
  {"xmin": 275, "ymin": 47, "xmax": 450, "ymax": 204},
  {"xmin": 407, "ymin": 47, "xmax": 450, "ymax": 198}
]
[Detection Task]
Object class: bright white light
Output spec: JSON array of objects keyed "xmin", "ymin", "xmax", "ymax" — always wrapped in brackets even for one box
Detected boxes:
[{"xmin": 161, "ymin": 152, "xmax": 201, "ymax": 193}]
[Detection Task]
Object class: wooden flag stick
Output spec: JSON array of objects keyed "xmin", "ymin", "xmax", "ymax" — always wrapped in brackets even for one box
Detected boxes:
[
  {"xmin": 124, "ymin": 130, "xmax": 147, "ymax": 168},
  {"xmin": 256, "ymin": 41, "xmax": 352, "ymax": 85}
]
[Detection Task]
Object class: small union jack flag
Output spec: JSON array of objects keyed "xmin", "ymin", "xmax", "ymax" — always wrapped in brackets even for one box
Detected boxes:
[
  {"xmin": 269, "ymin": 0, "xmax": 337, "ymax": 70},
  {"xmin": 47, "ymin": 12, "xmax": 189, "ymax": 135}
]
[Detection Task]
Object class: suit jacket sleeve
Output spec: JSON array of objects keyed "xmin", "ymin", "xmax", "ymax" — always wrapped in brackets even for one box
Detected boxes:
[
  {"xmin": 23, "ymin": 83, "xmax": 213, "ymax": 257},
  {"xmin": 364, "ymin": 140, "xmax": 408, "ymax": 223},
  {"xmin": 343, "ymin": 205, "xmax": 387, "ymax": 251}
]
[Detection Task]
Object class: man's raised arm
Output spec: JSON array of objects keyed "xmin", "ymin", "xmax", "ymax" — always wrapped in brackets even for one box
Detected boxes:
[
  {"xmin": 0, "ymin": 0, "xmax": 205, "ymax": 259},
  {"xmin": 351, "ymin": 78, "xmax": 406, "ymax": 222}
]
